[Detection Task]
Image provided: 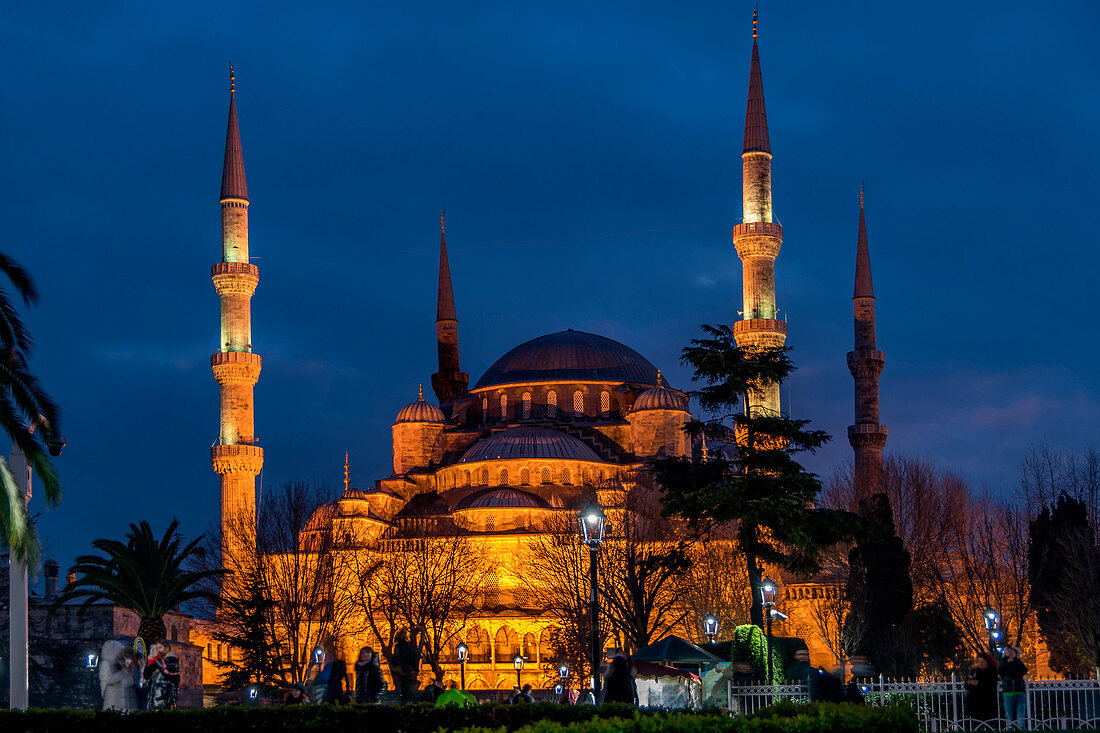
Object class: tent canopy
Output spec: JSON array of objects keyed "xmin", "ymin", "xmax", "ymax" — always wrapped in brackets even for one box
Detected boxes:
[
  {"xmin": 631, "ymin": 636, "xmax": 721, "ymax": 665},
  {"xmin": 633, "ymin": 660, "xmax": 700, "ymax": 680}
]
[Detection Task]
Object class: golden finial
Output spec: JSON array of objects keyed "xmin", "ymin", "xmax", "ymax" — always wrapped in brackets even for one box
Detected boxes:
[
  {"xmin": 752, "ymin": 5, "xmax": 758, "ymax": 39},
  {"xmin": 859, "ymin": 180, "xmax": 865, "ymax": 207},
  {"xmin": 343, "ymin": 451, "xmax": 350, "ymax": 492},
  {"xmin": 418, "ymin": 383, "xmax": 424, "ymax": 400},
  {"xmin": 656, "ymin": 368, "xmax": 662, "ymax": 386},
  {"xmin": 229, "ymin": 63, "xmax": 235, "ymax": 94},
  {"xmin": 701, "ymin": 433, "xmax": 710, "ymax": 463},
  {"xmin": 440, "ymin": 205, "xmax": 445, "ymax": 234}
]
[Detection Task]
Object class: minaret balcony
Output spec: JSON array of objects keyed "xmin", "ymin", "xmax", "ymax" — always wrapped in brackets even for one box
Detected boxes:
[
  {"xmin": 846, "ymin": 350, "xmax": 885, "ymax": 379},
  {"xmin": 733, "ymin": 319, "xmax": 787, "ymax": 337},
  {"xmin": 732, "ymin": 222, "xmax": 783, "ymax": 259},
  {"xmin": 211, "ymin": 262, "xmax": 259, "ymax": 297},
  {"xmin": 211, "ymin": 351, "xmax": 262, "ymax": 385},
  {"xmin": 212, "ymin": 443, "xmax": 264, "ymax": 476},
  {"xmin": 847, "ymin": 423, "xmax": 888, "ymax": 450}
]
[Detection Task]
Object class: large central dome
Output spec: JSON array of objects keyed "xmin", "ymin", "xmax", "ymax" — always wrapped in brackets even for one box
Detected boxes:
[{"xmin": 473, "ymin": 330, "xmax": 660, "ymax": 390}]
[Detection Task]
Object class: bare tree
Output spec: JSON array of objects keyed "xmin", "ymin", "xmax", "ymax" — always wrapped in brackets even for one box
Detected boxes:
[
  {"xmin": 675, "ymin": 531, "xmax": 752, "ymax": 644},
  {"xmin": 197, "ymin": 480, "xmax": 352, "ymax": 687},
  {"xmin": 343, "ymin": 514, "xmax": 488, "ymax": 684}
]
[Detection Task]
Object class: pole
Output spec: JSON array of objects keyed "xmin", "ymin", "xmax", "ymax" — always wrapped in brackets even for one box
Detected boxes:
[
  {"xmin": 516, "ymin": 668, "xmax": 521, "ymax": 688},
  {"xmin": 460, "ymin": 660, "xmax": 465, "ymax": 691},
  {"xmin": 589, "ymin": 544, "xmax": 601, "ymax": 700},
  {"xmin": 765, "ymin": 610, "xmax": 773, "ymax": 684},
  {"xmin": 8, "ymin": 442, "xmax": 31, "ymax": 710}
]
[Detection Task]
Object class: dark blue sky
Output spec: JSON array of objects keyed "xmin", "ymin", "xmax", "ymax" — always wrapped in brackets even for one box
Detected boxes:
[{"xmin": 5, "ymin": 1, "xmax": 1099, "ymax": 576}]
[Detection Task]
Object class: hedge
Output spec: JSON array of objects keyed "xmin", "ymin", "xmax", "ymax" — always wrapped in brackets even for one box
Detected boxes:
[{"xmin": 0, "ymin": 701, "xmax": 917, "ymax": 733}]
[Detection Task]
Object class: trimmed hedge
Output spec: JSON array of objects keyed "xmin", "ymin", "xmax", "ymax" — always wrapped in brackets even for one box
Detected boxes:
[{"xmin": 0, "ymin": 701, "xmax": 917, "ymax": 733}]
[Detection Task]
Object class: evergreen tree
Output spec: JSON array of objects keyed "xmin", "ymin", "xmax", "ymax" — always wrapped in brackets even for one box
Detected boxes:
[
  {"xmin": 210, "ymin": 572, "xmax": 280, "ymax": 690},
  {"xmin": 845, "ymin": 493, "xmax": 914, "ymax": 676},
  {"xmin": 651, "ymin": 325, "xmax": 859, "ymax": 626}
]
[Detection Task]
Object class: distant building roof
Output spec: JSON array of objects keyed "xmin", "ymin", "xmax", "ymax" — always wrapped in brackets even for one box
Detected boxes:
[
  {"xmin": 459, "ymin": 426, "xmax": 603, "ymax": 463},
  {"xmin": 473, "ymin": 330, "xmax": 660, "ymax": 389},
  {"xmin": 632, "ymin": 385, "xmax": 689, "ymax": 413},
  {"xmin": 395, "ymin": 394, "xmax": 446, "ymax": 423}
]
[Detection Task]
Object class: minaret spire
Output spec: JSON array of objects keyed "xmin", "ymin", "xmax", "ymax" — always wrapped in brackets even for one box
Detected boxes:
[
  {"xmin": 343, "ymin": 452, "xmax": 351, "ymax": 494},
  {"xmin": 211, "ymin": 69, "xmax": 263, "ymax": 561},
  {"xmin": 732, "ymin": 7, "xmax": 785, "ymax": 417},
  {"xmin": 430, "ymin": 208, "xmax": 468, "ymax": 411},
  {"xmin": 847, "ymin": 186, "xmax": 887, "ymax": 497}
]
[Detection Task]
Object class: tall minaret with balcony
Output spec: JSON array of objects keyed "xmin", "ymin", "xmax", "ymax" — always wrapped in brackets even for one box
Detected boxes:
[
  {"xmin": 732, "ymin": 9, "xmax": 786, "ymax": 416},
  {"xmin": 210, "ymin": 67, "xmax": 263, "ymax": 556},
  {"xmin": 430, "ymin": 210, "xmax": 468, "ymax": 416},
  {"xmin": 847, "ymin": 187, "xmax": 887, "ymax": 495}
]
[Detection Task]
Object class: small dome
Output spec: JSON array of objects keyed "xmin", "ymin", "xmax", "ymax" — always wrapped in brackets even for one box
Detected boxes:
[
  {"xmin": 395, "ymin": 388, "xmax": 445, "ymax": 424},
  {"xmin": 632, "ymin": 385, "xmax": 689, "ymax": 412},
  {"xmin": 456, "ymin": 487, "xmax": 552, "ymax": 511},
  {"xmin": 303, "ymin": 502, "xmax": 338, "ymax": 532},
  {"xmin": 459, "ymin": 426, "xmax": 602, "ymax": 463}
]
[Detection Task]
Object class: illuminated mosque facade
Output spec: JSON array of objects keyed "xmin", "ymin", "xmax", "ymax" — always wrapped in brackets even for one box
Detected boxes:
[{"xmin": 195, "ymin": 15, "xmax": 887, "ymax": 690}]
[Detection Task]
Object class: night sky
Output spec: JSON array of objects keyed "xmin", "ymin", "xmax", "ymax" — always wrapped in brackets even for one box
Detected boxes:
[{"xmin": 5, "ymin": 1, "xmax": 1099, "ymax": 578}]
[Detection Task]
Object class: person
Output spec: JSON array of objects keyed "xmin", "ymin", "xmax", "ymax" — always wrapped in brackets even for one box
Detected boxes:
[
  {"xmin": 283, "ymin": 683, "xmax": 310, "ymax": 705},
  {"xmin": 309, "ymin": 637, "xmax": 336, "ymax": 705},
  {"xmin": 998, "ymin": 646, "xmax": 1029, "ymax": 730},
  {"xmin": 323, "ymin": 658, "xmax": 349, "ymax": 704},
  {"xmin": 784, "ymin": 648, "xmax": 813, "ymax": 685},
  {"xmin": 392, "ymin": 629, "xmax": 421, "ymax": 704},
  {"xmin": 843, "ymin": 680, "xmax": 865, "ymax": 705},
  {"xmin": 964, "ymin": 652, "xmax": 998, "ymax": 724},
  {"xmin": 142, "ymin": 639, "xmax": 180, "ymax": 710},
  {"xmin": 422, "ymin": 678, "xmax": 446, "ymax": 703},
  {"xmin": 354, "ymin": 646, "xmax": 384, "ymax": 703},
  {"xmin": 505, "ymin": 685, "xmax": 522, "ymax": 704},
  {"xmin": 601, "ymin": 656, "xmax": 638, "ymax": 706},
  {"xmin": 435, "ymin": 680, "xmax": 477, "ymax": 708},
  {"xmin": 558, "ymin": 688, "xmax": 580, "ymax": 705},
  {"xmin": 99, "ymin": 640, "xmax": 138, "ymax": 712},
  {"xmin": 518, "ymin": 684, "xmax": 535, "ymax": 703}
]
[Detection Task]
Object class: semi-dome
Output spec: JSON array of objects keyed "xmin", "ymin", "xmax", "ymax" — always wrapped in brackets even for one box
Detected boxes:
[
  {"xmin": 455, "ymin": 487, "xmax": 551, "ymax": 511},
  {"xmin": 459, "ymin": 426, "xmax": 602, "ymax": 463},
  {"xmin": 473, "ymin": 330, "xmax": 660, "ymax": 389},
  {"xmin": 632, "ymin": 385, "xmax": 689, "ymax": 412},
  {"xmin": 395, "ymin": 391, "xmax": 445, "ymax": 423}
]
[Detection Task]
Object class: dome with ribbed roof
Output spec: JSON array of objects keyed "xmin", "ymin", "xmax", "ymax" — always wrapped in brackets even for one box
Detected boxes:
[
  {"xmin": 395, "ymin": 390, "xmax": 445, "ymax": 424},
  {"xmin": 632, "ymin": 385, "xmax": 689, "ymax": 413},
  {"xmin": 455, "ymin": 487, "xmax": 551, "ymax": 511},
  {"xmin": 459, "ymin": 426, "xmax": 602, "ymax": 464},
  {"xmin": 473, "ymin": 330, "xmax": 660, "ymax": 390}
]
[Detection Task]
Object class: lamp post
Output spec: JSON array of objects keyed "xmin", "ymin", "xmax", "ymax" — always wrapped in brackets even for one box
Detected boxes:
[
  {"xmin": 457, "ymin": 642, "xmax": 469, "ymax": 691},
  {"xmin": 84, "ymin": 651, "xmax": 99, "ymax": 709},
  {"xmin": 579, "ymin": 502, "xmax": 606, "ymax": 699},
  {"xmin": 983, "ymin": 608, "xmax": 1002, "ymax": 656},
  {"xmin": 513, "ymin": 654, "xmax": 525, "ymax": 688},
  {"xmin": 703, "ymin": 615, "xmax": 720, "ymax": 645},
  {"xmin": 760, "ymin": 577, "xmax": 777, "ymax": 683}
]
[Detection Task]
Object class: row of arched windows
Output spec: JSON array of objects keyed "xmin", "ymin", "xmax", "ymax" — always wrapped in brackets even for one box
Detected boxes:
[
  {"xmin": 438, "ymin": 464, "xmax": 607, "ymax": 489},
  {"xmin": 481, "ymin": 389, "xmax": 614, "ymax": 421}
]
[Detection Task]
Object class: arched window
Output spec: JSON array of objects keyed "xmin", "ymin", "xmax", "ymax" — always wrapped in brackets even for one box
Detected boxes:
[
  {"xmin": 498, "ymin": 468, "xmax": 508, "ymax": 486},
  {"xmin": 522, "ymin": 391, "xmax": 532, "ymax": 419},
  {"xmin": 547, "ymin": 390, "xmax": 557, "ymax": 418},
  {"xmin": 207, "ymin": 643, "xmax": 212, "ymax": 658},
  {"xmin": 520, "ymin": 467, "xmax": 530, "ymax": 485},
  {"xmin": 482, "ymin": 397, "xmax": 488, "ymax": 423},
  {"xmin": 170, "ymin": 625, "xmax": 178, "ymax": 641},
  {"xmin": 541, "ymin": 467, "xmax": 551, "ymax": 484},
  {"xmin": 499, "ymin": 393, "xmax": 508, "ymax": 420},
  {"xmin": 582, "ymin": 468, "xmax": 590, "ymax": 484},
  {"xmin": 561, "ymin": 467, "xmax": 571, "ymax": 485},
  {"xmin": 523, "ymin": 633, "xmax": 537, "ymax": 661},
  {"xmin": 573, "ymin": 390, "xmax": 584, "ymax": 417},
  {"xmin": 464, "ymin": 470, "xmax": 471, "ymax": 486},
  {"xmin": 481, "ymin": 468, "xmax": 489, "ymax": 485},
  {"xmin": 600, "ymin": 390, "xmax": 610, "ymax": 415}
]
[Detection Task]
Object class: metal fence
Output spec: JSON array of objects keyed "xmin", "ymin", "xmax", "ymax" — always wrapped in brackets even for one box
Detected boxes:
[{"xmin": 723, "ymin": 676, "xmax": 1100, "ymax": 731}]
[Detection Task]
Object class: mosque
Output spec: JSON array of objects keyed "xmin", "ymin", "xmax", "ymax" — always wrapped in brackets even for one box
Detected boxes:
[{"xmin": 195, "ymin": 13, "xmax": 887, "ymax": 692}]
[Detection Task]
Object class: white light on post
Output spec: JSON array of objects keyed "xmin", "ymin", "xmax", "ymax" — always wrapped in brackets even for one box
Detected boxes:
[
  {"xmin": 513, "ymin": 654, "xmax": 525, "ymax": 687},
  {"xmin": 703, "ymin": 615, "xmax": 720, "ymax": 644},
  {"xmin": 457, "ymin": 642, "xmax": 469, "ymax": 690}
]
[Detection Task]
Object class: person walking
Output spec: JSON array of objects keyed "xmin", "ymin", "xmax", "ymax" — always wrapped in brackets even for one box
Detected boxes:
[
  {"xmin": 142, "ymin": 640, "xmax": 180, "ymax": 710},
  {"xmin": 354, "ymin": 646, "xmax": 384, "ymax": 703},
  {"xmin": 965, "ymin": 652, "xmax": 999, "ymax": 725},
  {"xmin": 323, "ymin": 658, "xmax": 349, "ymax": 704},
  {"xmin": 283, "ymin": 683, "xmax": 310, "ymax": 705},
  {"xmin": 392, "ymin": 629, "xmax": 421, "ymax": 704},
  {"xmin": 601, "ymin": 656, "xmax": 638, "ymax": 706},
  {"xmin": 99, "ymin": 640, "xmax": 138, "ymax": 712},
  {"xmin": 998, "ymin": 646, "xmax": 1029, "ymax": 730}
]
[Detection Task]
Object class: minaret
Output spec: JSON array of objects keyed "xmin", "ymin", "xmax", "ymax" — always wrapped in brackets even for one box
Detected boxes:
[
  {"xmin": 732, "ymin": 8, "xmax": 786, "ymax": 417},
  {"xmin": 847, "ymin": 186, "xmax": 887, "ymax": 496},
  {"xmin": 430, "ymin": 209, "xmax": 468, "ymax": 413},
  {"xmin": 210, "ymin": 66, "xmax": 263, "ymax": 558}
]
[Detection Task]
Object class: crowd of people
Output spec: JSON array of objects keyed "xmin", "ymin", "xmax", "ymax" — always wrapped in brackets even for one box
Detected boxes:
[{"xmin": 98, "ymin": 639, "xmax": 180, "ymax": 712}]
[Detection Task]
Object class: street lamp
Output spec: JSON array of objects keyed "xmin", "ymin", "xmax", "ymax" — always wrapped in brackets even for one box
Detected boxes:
[
  {"xmin": 513, "ymin": 654, "xmax": 525, "ymax": 688},
  {"xmin": 456, "ymin": 642, "xmax": 469, "ymax": 691},
  {"xmin": 983, "ymin": 608, "xmax": 1002, "ymax": 655},
  {"xmin": 760, "ymin": 577, "xmax": 777, "ymax": 683},
  {"xmin": 703, "ymin": 615, "xmax": 720, "ymax": 645},
  {"xmin": 559, "ymin": 663, "xmax": 569, "ymax": 682},
  {"xmin": 84, "ymin": 652, "xmax": 99, "ymax": 672},
  {"xmin": 579, "ymin": 502, "xmax": 606, "ymax": 698}
]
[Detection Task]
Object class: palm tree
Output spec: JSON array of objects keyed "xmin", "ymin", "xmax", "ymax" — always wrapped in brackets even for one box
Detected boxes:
[
  {"xmin": 0, "ymin": 253, "xmax": 63, "ymax": 566},
  {"xmin": 58, "ymin": 519, "xmax": 227, "ymax": 643}
]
